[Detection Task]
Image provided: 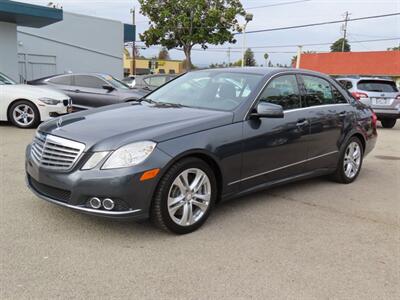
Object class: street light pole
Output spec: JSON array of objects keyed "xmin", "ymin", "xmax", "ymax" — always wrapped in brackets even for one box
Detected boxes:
[
  {"xmin": 241, "ymin": 13, "xmax": 253, "ymax": 68},
  {"xmin": 130, "ymin": 7, "xmax": 136, "ymax": 75}
]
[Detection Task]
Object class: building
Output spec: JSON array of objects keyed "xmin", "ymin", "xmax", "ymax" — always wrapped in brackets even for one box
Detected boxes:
[
  {"xmin": 123, "ymin": 49, "xmax": 184, "ymax": 76},
  {"xmin": 298, "ymin": 51, "xmax": 400, "ymax": 87},
  {"xmin": 1, "ymin": 0, "xmax": 134, "ymax": 82}
]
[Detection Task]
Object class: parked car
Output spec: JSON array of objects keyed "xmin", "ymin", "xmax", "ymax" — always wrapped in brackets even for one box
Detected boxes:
[
  {"xmin": 28, "ymin": 73, "xmax": 147, "ymax": 110},
  {"xmin": 337, "ymin": 77, "xmax": 400, "ymax": 128},
  {"xmin": 133, "ymin": 74, "xmax": 177, "ymax": 91},
  {"xmin": 26, "ymin": 68, "xmax": 377, "ymax": 234},
  {"xmin": 121, "ymin": 75, "xmax": 136, "ymax": 88},
  {"xmin": 0, "ymin": 72, "xmax": 71, "ymax": 128}
]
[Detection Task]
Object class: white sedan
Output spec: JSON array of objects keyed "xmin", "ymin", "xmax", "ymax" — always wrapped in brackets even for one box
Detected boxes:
[{"xmin": 0, "ymin": 72, "xmax": 72, "ymax": 128}]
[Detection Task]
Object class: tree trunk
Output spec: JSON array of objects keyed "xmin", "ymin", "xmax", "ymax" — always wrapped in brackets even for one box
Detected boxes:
[{"xmin": 183, "ymin": 45, "xmax": 192, "ymax": 71}]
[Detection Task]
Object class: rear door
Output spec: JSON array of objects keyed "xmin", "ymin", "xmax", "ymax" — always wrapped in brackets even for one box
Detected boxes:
[
  {"xmin": 240, "ymin": 74, "xmax": 311, "ymax": 190},
  {"xmin": 72, "ymin": 75, "xmax": 119, "ymax": 108},
  {"xmin": 299, "ymin": 74, "xmax": 352, "ymax": 171}
]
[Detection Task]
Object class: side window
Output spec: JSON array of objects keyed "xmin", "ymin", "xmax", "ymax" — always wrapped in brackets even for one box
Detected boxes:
[
  {"xmin": 73, "ymin": 75, "xmax": 105, "ymax": 89},
  {"xmin": 332, "ymin": 85, "xmax": 348, "ymax": 104},
  {"xmin": 339, "ymin": 80, "xmax": 353, "ymax": 90},
  {"xmin": 258, "ymin": 75, "xmax": 301, "ymax": 110},
  {"xmin": 49, "ymin": 75, "xmax": 72, "ymax": 86},
  {"xmin": 148, "ymin": 76, "xmax": 167, "ymax": 87},
  {"xmin": 302, "ymin": 75, "xmax": 333, "ymax": 106}
]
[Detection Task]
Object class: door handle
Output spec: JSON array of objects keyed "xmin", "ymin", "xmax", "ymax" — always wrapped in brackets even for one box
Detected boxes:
[
  {"xmin": 296, "ymin": 119, "xmax": 309, "ymax": 127},
  {"xmin": 74, "ymin": 89, "xmax": 81, "ymax": 93},
  {"xmin": 338, "ymin": 111, "xmax": 347, "ymax": 117}
]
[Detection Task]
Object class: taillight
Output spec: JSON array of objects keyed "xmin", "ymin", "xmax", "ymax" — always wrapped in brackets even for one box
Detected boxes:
[
  {"xmin": 371, "ymin": 111, "xmax": 377, "ymax": 128},
  {"xmin": 351, "ymin": 92, "xmax": 368, "ymax": 100},
  {"xmin": 395, "ymin": 94, "xmax": 400, "ymax": 100}
]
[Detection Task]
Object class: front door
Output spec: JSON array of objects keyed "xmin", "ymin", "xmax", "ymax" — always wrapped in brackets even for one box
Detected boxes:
[{"xmin": 239, "ymin": 74, "xmax": 311, "ymax": 190}]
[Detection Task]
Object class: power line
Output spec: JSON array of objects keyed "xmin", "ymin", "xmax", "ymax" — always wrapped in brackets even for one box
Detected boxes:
[
  {"xmin": 202, "ymin": 37, "xmax": 400, "ymax": 50},
  {"xmin": 245, "ymin": 0, "xmax": 312, "ymax": 10},
  {"xmin": 239, "ymin": 12, "xmax": 400, "ymax": 35}
]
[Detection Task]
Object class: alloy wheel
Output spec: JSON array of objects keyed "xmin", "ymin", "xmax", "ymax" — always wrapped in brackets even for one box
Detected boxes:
[
  {"xmin": 167, "ymin": 168, "xmax": 211, "ymax": 226},
  {"xmin": 343, "ymin": 142, "xmax": 361, "ymax": 179},
  {"xmin": 12, "ymin": 104, "xmax": 35, "ymax": 127}
]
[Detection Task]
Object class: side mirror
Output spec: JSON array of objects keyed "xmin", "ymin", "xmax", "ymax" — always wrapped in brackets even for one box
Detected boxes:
[
  {"xmin": 102, "ymin": 85, "xmax": 115, "ymax": 92},
  {"xmin": 251, "ymin": 102, "xmax": 284, "ymax": 118}
]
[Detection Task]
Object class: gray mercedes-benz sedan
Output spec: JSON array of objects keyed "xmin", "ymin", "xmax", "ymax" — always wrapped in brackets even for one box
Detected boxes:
[{"xmin": 25, "ymin": 68, "xmax": 377, "ymax": 234}]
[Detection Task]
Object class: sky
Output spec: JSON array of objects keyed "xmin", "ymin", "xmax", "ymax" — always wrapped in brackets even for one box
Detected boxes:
[{"xmin": 20, "ymin": 0, "xmax": 400, "ymax": 67}]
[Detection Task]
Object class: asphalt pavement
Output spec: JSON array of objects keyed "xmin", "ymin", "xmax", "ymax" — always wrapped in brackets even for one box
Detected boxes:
[{"xmin": 1, "ymin": 121, "xmax": 399, "ymax": 299}]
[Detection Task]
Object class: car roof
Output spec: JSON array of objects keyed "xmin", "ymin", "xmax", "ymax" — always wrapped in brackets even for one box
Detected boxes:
[
  {"xmin": 192, "ymin": 67, "xmax": 334, "ymax": 80},
  {"xmin": 336, "ymin": 77, "xmax": 395, "ymax": 82}
]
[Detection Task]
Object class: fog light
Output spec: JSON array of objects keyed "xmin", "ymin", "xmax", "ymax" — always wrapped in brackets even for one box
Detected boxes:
[
  {"xmin": 89, "ymin": 197, "xmax": 102, "ymax": 209},
  {"xmin": 102, "ymin": 198, "xmax": 115, "ymax": 210}
]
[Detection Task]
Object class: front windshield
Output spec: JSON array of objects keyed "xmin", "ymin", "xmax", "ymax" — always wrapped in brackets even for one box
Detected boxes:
[
  {"xmin": 100, "ymin": 74, "xmax": 130, "ymax": 89},
  {"xmin": 0, "ymin": 73, "xmax": 16, "ymax": 85},
  {"xmin": 146, "ymin": 71, "xmax": 263, "ymax": 111}
]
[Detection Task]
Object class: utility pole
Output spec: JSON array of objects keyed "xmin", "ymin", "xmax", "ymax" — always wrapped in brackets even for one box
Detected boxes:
[
  {"xmin": 130, "ymin": 7, "xmax": 136, "ymax": 75},
  {"xmin": 227, "ymin": 47, "xmax": 231, "ymax": 66},
  {"xmin": 341, "ymin": 11, "xmax": 350, "ymax": 52},
  {"xmin": 296, "ymin": 45, "xmax": 302, "ymax": 68}
]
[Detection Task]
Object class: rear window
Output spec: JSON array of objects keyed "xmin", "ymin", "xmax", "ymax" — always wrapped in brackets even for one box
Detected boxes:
[{"xmin": 357, "ymin": 80, "xmax": 398, "ymax": 93}]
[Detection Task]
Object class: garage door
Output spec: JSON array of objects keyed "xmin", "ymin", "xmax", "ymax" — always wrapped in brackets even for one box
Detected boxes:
[{"xmin": 18, "ymin": 54, "xmax": 57, "ymax": 82}]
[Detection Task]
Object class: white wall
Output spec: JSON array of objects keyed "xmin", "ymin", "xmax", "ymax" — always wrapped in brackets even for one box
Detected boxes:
[
  {"xmin": 17, "ymin": 12, "xmax": 124, "ymax": 80},
  {"xmin": 0, "ymin": 22, "xmax": 18, "ymax": 81}
]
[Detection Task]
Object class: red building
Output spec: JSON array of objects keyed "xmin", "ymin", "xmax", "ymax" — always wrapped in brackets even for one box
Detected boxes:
[{"xmin": 298, "ymin": 51, "xmax": 400, "ymax": 87}]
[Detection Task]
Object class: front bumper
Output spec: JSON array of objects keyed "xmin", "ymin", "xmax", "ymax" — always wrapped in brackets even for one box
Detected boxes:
[{"xmin": 25, "ymin": 144, "xmax": 171, "ymax": 220}]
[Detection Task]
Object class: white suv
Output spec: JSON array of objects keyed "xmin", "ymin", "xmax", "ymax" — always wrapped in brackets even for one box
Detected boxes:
[
  {"xmin": 337, "ymin": 77, "xmax": 400, "ymax": 128},
  {"xmin": 0, "ymin": 72, "xmax": 72, "ymax": 128}
]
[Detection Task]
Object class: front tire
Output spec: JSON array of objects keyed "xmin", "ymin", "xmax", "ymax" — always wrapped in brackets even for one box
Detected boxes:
[
  {"xmin": 332, "ymin": 137, "xmax": 363, "ymax": 184},
  {"xmin": 151, "ymin": 157, "xmax": 217, "ymax": 234},
  {"xmin": 9, "ymin": 100, "xmax": 40, "ymax": 128},
  {"xmin": 380, "ymin": 118, "xmax": 396, "ymax": 129}
]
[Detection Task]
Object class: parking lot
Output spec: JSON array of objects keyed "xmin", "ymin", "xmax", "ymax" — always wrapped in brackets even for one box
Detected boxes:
[{"xmin": 0, "ymin": 122, "xmax": 399, "ymax": 299}]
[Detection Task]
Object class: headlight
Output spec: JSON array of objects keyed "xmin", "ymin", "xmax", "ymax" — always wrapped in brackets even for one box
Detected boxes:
[
  {"xmin": 102, "ymin": 141, "xmax": 156, "ymax": 169},
  {"xmin": 82, "ymin": 152, "xmax": 109, "ymax": 170},
  {"xmin": 38, "ymin": 97, "xmax": 61, "ymax": 105}
]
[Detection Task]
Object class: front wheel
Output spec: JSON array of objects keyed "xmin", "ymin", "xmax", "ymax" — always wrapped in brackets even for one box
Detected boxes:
[
  {"xmin": 9, "ymin": 100, "xmax": 40, "ymax": 128},
  {"xmin": 380, "ymin": 118, "xmax": 396, "ymax": 129},
  {"xmin": 151, "ymin": 157, "xmax": 217, "ymax": 234},
  {"xmin": 332, "ymin": 137, "xmax": 364, "ymax": 184}
]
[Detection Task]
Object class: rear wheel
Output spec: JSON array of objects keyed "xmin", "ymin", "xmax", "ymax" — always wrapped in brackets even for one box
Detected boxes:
[
  {"xmin": 380, "ymin": 118, "xmax": 396, "ymax": 129},
  {"xmin": 151, "ymin": 157, "xmax": 217, "ymax": 234},
  {"xmin": 332, "ymin": 137, "xmax": 363, "ymax": 184},
  {"xmin": 9, "ymin": 100, "xmax": 40, "ymax": 128}
]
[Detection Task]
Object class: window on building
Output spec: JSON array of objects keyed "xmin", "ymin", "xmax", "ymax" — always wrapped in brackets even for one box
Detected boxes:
[
  {"xmin": 301, "ymin": 75, "xmax": 334, "ymax": 106},
  {"xmin": 258, "ymin": 75, "xmax": 301, "ymax": 110},
  {"xmin": 169, "ymin": 69, "xmax": 175, "ymax": 74},
  {"xmin": 73, "ymin": 75, "xmax": 106, "ymax": 89},
  {"xmin": 158, "ymin": 69, "xmax": 165, "ymax": 74}
]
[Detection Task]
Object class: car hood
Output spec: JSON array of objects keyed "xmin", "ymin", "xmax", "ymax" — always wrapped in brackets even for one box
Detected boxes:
[
  {"xmin": 11, "ymin": 84, "xmax": 69, "ymax": 100},
  {"xmin": 38, "ymin": 102, "xmax": 234, "ymax": 151}
]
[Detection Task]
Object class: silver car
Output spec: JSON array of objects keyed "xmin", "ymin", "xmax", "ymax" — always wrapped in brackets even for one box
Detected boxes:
[{"xmin": 337, "ymin": 77, "xmax": 400, "ymax": 128}]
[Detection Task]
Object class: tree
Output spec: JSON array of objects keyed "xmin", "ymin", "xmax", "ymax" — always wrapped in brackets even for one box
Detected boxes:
[
  {"xmin": 244, "ymin": 48, "xmax": 256, "ymax": 66},
  {"xmin": 138, "ymin": 0, "xmax": 245, "ymax": 70},
  {"xmin": 387, "ymin": 46, "xmax": 400, "ymax": 51},
  {"xmin": 291, "ymin": 50, "xmax": 316, "ymax": 66},
  {"xmin": 330, "ymin": 38, "xmax": 351, "ymax": 52},
  {"xmin": 158, "ymin": 47, "xmax": 171, "ymax": 60}
]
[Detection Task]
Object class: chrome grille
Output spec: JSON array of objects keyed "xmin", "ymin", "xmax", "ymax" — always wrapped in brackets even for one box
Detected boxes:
[{"xmin": 30, "ymin": 132, "xmax": 85, "ymax": 170}]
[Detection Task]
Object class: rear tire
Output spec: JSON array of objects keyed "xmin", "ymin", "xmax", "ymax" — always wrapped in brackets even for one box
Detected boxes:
[
  {"xmin": 332, "ymin": 137, "xmax": 363, "ymax": 184},
  {"xmin": 9, "ymin": 100, "xmax": 40, "ymax": 128},
  {"xmin": 151, "ymin": 157, "xmax": 217, "ymax": 234},
  {"xmin": 380, "ymin": 118, "xmax": 396, "ymax": 129}
]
